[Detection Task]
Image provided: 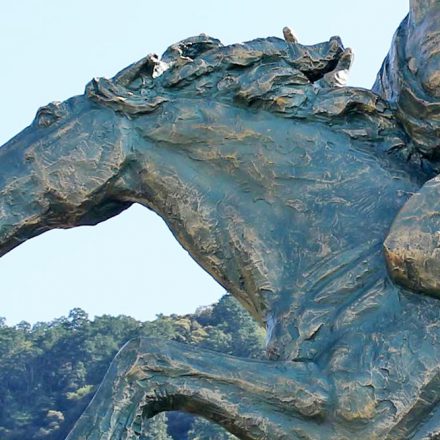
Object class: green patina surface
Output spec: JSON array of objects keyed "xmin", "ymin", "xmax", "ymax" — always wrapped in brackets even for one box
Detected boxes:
[{"xmin": 2, "ymin": 1, "xmax": 440, "ymax": 438}]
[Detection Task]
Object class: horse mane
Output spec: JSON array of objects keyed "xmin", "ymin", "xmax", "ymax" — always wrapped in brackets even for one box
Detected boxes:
[{"xmin": 85, "ymin": 34, "xmax": 397, "ymax": 127}]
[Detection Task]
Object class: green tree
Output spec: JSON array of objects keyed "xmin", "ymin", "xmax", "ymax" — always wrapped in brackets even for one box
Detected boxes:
[
  {"xmin": 142, "ymin": 413, "xmax": 172, "ymax": 440},
  {"xmin": 0, "ymin": 295, "xmax": 266, "ymax": 439},
  {"xmin": 67, "ymin": 309, "xmax": 89, "ymax": 329},
  {"xmin": 199, "ymin": 295, "xmax": 265, "ymax": 358},
  {"xmin": 187, "ymin": 417, "xmax": 238, "ymax": 440}
]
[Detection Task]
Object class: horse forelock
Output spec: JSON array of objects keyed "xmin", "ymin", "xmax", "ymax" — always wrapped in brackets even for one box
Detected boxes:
[{"xmin": 85, "ymin": 34, "xmax": 397, "ymax": 129}]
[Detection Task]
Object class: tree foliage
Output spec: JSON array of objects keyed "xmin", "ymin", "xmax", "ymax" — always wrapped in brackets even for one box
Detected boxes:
[
  {"xmin": 0, "ymin": 295, "xmax": 265, "ymax": 439},
  {"xmin": 142, "ymin": 413, "xmax": 173, "ymax": 440},
  {"xmin": 187, "ymin": 417, "xmax": 237, "ymax": 440}
]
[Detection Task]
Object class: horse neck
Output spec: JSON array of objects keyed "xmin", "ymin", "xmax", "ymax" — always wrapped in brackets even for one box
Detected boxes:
[{"xmin": 119, "ymin": 103, "xmax": 436, "ymax": 365}]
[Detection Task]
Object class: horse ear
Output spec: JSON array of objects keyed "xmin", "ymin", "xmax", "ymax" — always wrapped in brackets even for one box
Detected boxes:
[
  {"xmin": 113, "ymin": 54, "xmax": 166, "ymax": 86},
  {"xmin": 384, "ymin": 174, "xmax": 440, "ymax": 298}
]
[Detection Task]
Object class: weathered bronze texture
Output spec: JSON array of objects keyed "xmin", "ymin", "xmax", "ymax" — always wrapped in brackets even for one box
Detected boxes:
[{"xmin": 2, "ymin": 1, "xmax": 440, "ymax": 438}]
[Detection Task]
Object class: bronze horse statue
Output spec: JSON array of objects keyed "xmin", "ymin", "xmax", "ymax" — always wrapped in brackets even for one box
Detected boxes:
[{"xmin": 2, "ymin": 1, "xmax": 440, "ymax": 438}]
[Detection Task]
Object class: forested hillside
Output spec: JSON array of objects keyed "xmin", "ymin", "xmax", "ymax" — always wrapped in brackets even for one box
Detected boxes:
[{"xmin": 0, "ymin": 295, "xmax": 265, "ymax": 439}]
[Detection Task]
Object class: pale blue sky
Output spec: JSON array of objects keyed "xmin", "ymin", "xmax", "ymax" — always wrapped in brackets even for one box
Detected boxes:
[{"xmin": 0, "ymin": 1, "xmax": 409, "ymax": 325}]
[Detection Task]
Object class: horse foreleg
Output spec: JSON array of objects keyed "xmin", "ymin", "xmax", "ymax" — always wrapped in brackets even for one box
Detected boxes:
[{"xmin": 65, "ymin": 338, "xmax": 333, "ymax": 440}]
